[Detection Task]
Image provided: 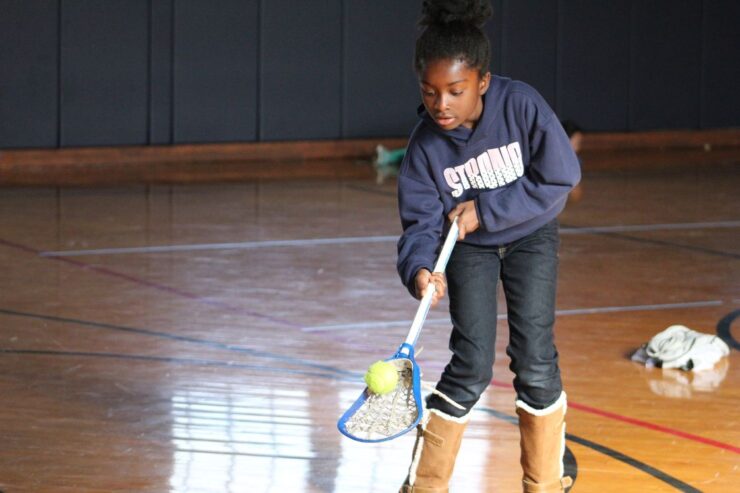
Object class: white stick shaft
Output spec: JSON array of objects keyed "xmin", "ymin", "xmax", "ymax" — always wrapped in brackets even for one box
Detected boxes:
[{"xmin": 403, "ymin": 219, "xmax": 459, "ymax": 349}]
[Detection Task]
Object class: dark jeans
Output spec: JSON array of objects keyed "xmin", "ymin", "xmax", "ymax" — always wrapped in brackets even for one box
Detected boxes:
[{"xmin": 428, "ymin": 219, "xmax": 563, "ymax": 417}]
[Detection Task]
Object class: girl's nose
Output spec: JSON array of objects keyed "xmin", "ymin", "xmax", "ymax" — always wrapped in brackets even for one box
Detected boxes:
[{"xmin": 434, "ymin": 94, "xmax": 449, "ymax": 111}]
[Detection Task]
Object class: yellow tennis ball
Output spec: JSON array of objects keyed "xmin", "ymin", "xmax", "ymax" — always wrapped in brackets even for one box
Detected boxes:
[{"xmin": 364, "ymin": 360, "xmax": 398, "ymax": 395}]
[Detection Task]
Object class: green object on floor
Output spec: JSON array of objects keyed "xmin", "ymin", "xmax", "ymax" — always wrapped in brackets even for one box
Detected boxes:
[{"xmin": 373, "ymin": 145, "xmax": 407, "ymax": 184}]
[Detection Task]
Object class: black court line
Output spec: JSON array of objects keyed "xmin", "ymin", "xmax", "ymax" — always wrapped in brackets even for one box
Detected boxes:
[
  {"xmin": 0, "ymin": 237, "xmax": 301, "ymax": 330},
  {"xmin": 560, "ymin": 222, "xmax": 740, "ymax": 260},
  {"xmin": 0, "ymin": 308, "xmax": 355, "ymax": 378},
  {"xmin": 717, "ymin": 309, "xmax": 740, "ymax": 351},
  {"xmin": 477, "ymin": 407, "xmax": 701, "ymax": 493},
  {"xmin": 0, "ymin": 346, "xmax": 703, "ymax": 492},
  {"xmin": 564, "ymin": 434, "xmax": 702, "ymax": 493},
  {"xmin": 0, "ymin": 348, "xmax": 354, "ymax": 382},
  {"xmin": 0, "ymin": 309, "xmax": 716, "ymax": 490}
]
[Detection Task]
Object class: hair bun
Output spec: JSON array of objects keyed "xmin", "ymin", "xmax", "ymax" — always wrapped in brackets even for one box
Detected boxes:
[{"xmin": 420, "ymin": 0, "xmax": 492, "ymax": 27}]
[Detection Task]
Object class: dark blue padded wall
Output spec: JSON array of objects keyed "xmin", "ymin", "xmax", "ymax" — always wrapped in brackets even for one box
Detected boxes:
[
  {"xmin": 499, "ymin": 0, "xmax": 558, "ymax": 106},
  {"xmin": 60, "ymin": 0, "xmax": 149, "ymax": 146},
  {"xmin": 0, "ymin": 1, "xmax": 738, "ymax": 149},
  {"xmin": 0, "ymin": 1, "xmax": 58, "ymax": 149},
  {"xmin": 343, "ymin": 1, "xmax": 420, "ymax": 138},
  {"xmin": 557, "ymin": 1, "xmax": 631, "ymax": 131},
  {"xmin": 487, "ymin": 0, "xmax": 504, "ymax": 76},
  {"xmin": 172, "ymin": 0, "xmax": 258, "ymax": 143},
  {"xmin": 701, "ymin": 0, "xmax": 740, "ymax": 128},
  {"xmin": 150, "ymin": 0, "xmax": 173, "ymax": 145},
  {"xmin": 630, "ymin": 0, "xmax": 702, "ymax": 130},
  {"xmin": 260, "ymin": 0, "xmax": 342, "ymax": 141}
]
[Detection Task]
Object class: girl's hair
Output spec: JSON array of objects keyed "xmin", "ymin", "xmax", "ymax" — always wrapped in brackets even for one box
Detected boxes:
[
  {"xmin": 561, "ymin": 120, "xmax": 583, "ymax": 138},
  {"xmin": 414, "ymin": 0, "xmax": 492, "ymax": 76}
]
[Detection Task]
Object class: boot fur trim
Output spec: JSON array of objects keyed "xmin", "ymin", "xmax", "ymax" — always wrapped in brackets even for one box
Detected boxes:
[
  {"xmin": 429, "ymin": 407, "xmax": 471, "ymax": 424},
  {"xmin": 515, "ymin": 391, "xmax": 567, "ymax": 417}
]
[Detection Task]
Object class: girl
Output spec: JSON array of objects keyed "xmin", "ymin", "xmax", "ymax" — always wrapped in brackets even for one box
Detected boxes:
[{"xmin": 396, "ymin": 1, "xmax": 580, "ymax": 492}]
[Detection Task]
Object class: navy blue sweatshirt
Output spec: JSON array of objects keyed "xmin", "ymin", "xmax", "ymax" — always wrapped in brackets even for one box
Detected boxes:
[{"xmin": 397, "ymin": 75, "xmax": 581, "ymax": 294}]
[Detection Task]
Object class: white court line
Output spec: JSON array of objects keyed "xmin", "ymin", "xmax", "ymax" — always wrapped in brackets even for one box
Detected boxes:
[
  {"xmin": 559, "ymin": 220, "xmax": 740, "ymax": 235},
  {"xmin": 39, "ymin": 220, "xmax": 740, "ymax": 257},
  {"xmin": 302, "ymin": 300, "xmax": 724, "ymax": 332},
  {"xmin": 39, "ymin": 235, "xmax": 397, "ymax": 257}
]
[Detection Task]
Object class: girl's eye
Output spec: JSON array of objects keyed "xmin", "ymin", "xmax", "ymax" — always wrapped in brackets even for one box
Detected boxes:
[{"xmin": 451, "ymin": 91, "xmax": 463, "ymax": 96}]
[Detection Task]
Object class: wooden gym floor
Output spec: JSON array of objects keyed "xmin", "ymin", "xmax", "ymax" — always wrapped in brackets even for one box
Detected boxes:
[{"xmin": 0, "ymin": 159, "xmax": 738, "ymax": 492}]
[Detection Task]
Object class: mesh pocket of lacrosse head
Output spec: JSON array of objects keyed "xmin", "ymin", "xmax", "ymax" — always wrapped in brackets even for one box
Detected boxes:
[{"xmin": 338, "ymin": 356, "xmax": 422, "ymax": 442}]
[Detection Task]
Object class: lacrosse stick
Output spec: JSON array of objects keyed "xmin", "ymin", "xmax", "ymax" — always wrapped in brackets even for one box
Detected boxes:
[{"xmin": 337, "ymin": 218, "xmax": 460, "ymax": 442}]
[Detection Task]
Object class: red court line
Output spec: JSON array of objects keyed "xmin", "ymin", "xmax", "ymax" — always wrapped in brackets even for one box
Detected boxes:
[
  {"xmin": 0, "ymin": 237, "xmax": 301, "ymax": 329},
  {"xmin": 568, "ymin": 401, "xmax": 740, "ymax": 454},
  {"xmin": 491, "ymin": 379, "xmax": 740, "ymax": 454},
  {"xmin": 0, "ymin": 236, "xmax": 381, "ymax": 352},
  {"xmin": 5, "ymin": 235, "xmax": 738, "ymax": 454}
]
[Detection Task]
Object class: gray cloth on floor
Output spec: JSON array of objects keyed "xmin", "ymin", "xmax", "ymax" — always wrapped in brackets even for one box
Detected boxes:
[{"xmin": 631, "ymin": 325, "xmax": 730, "ymax": 371}]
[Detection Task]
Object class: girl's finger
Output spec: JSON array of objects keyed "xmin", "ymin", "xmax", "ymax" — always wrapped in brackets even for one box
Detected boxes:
[{"xmin": 424, "ymin": 282, "xmax": 436, "ymax": 296}]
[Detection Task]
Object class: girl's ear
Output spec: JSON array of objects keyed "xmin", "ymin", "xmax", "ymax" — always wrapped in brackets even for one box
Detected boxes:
[{"xmin": 479, "ymin": 72, "xmax": 492, "ymax": 95}]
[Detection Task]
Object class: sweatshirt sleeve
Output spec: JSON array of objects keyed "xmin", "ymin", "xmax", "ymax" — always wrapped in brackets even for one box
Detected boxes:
[
  {"xmin": 396, "ymin": 144, "xmax": 445, "ymax": 296},
  {"xmin": 474, "ymin": 111, "xmax": 581, "ymax": 233}
]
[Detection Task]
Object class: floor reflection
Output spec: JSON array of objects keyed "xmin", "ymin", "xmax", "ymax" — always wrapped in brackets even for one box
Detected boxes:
[
  {"xmin": 334, "ymin": 388, "xmax": 493, "ymax": 492},
  {"xmin": 169, "ymin": 386, "xmax": 314, "ymax": 492},
  {"xmin": 165, "ymin": 383, "xmax": 495, "ymax": 492},
  {"xmin": 634, "ymin": 358, "xmax": 730, "ymax": 399}
]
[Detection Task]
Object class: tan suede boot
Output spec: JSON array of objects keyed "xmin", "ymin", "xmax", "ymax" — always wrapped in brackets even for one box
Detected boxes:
[
  {"xmin": 399, "ymin": 408, "xmax": 470, "ymax": 493},
  {"xmin": 516, "ymin": 392, "xmax": 573, "ymax": 493}
]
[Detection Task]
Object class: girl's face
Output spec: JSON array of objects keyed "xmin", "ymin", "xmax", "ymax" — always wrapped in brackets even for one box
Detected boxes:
[{"xmin": 419, "ymin": 59, "xmax": 491, "ymax": 131}]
